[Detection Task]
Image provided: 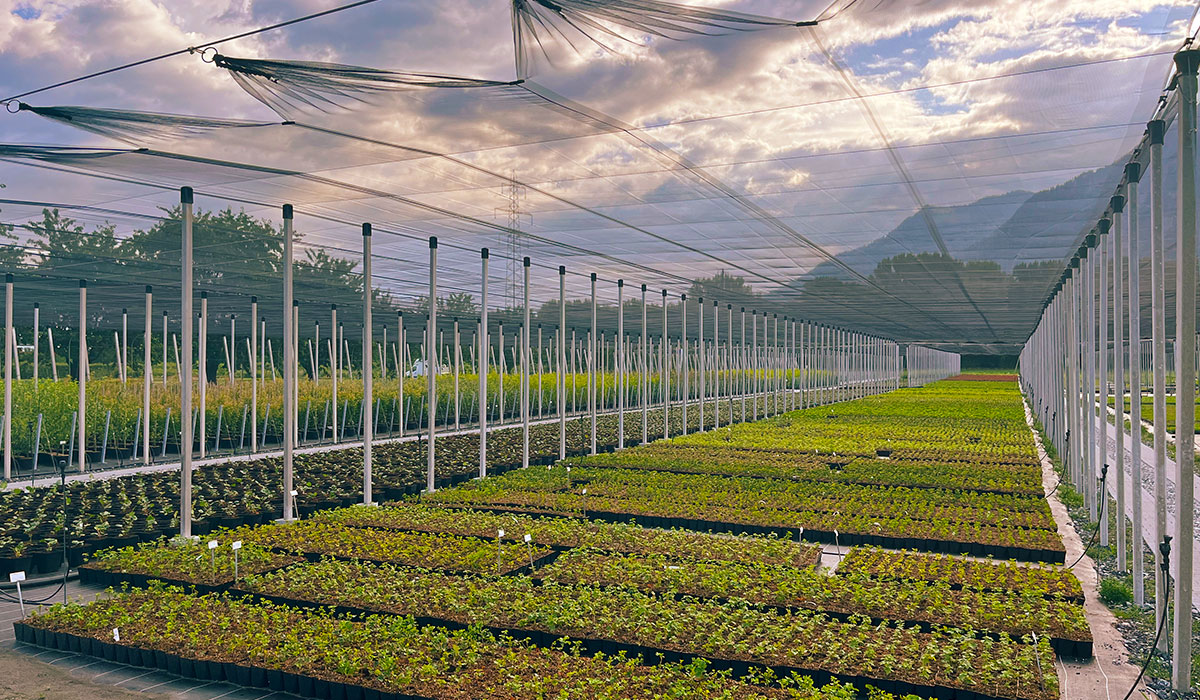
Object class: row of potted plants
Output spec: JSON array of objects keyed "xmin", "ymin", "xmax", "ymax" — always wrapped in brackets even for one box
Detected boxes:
[
  {"xmin": 231, "ymin": 557, "xmax": 1060, "ymax": 700},
  {"xmin": 837, "ymin": 547, "xmax": 1083, "ymax": 601},
  {"xmin": 313, "ymin": 504, "xmax": 822, "ymax": 568},
  {"xmin": 0, "ymin": 398, "xmax": 728, "ymax": 577},
  {"xmin": 567, "ymin": 444, "xmax": 1044, "ymax": 496},
  {"xmin": 20, "ymin": 584, "xmax": 887, "ymax": 700},
  {"xmin": 537, "ymin": 548, "xmax": 1091, "ymax": 654}
]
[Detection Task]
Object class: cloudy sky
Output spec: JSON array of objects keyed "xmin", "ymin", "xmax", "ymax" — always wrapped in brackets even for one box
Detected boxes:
[{"xmin": 0, "ymin": 0, "xmax": 1194, "ymax": 341}]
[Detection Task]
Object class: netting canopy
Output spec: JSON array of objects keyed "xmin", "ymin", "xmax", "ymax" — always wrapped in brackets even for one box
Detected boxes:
[{"xmin": 1, "ymin": 0, "xmax": 1195, "ymax": 353}]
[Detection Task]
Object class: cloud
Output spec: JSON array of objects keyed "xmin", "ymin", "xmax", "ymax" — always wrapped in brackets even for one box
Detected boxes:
[{"xmin": 0, "ymin": 0, "xmax": 1191, "ymax": 343}]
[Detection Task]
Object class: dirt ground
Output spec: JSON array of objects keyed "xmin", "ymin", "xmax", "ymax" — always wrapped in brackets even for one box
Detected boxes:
[{"xmin": 0, "ymin": 647, "xmax": 163, "ymax": 700}]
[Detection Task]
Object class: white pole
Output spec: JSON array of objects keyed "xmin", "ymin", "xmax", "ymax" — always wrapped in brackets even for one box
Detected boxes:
[
  {"xmin": 2, "ymin": 274, "xmax": 10, "ymax": 482},
  {"xmin": 1098, "ymin": 220, "xmax": 1109, "ymax": 548},
  {"xmin": 282, "ymin": 203, "xmax": 295, "ymax": 522},
  {"xmin": 681, "ymin": 294, "xmax": 688, "ymax": 436},
  {"xmin": 331, "ymin": 305, "xmax": 338, "ymax": 443},
  {"xmin": 617, "ymin": 280, "xmax": 625, "ymax": 449},
  {"xmin": 590, "ymin": 274, "xmax": 597, "ymax": 454},
  {"xmin": 362, "ymin": 223, "xmax": 373, "ymax": 504},
  {"xmin": 479, "ymin": 249, "xmax": 489, "ymax": 477},
  {"xmin": 143, "ymin": 287, "xmax": 151, "ymax": 465},
  {"xmin": 641, "ymin": 288, "xmax": 648, "ymax": 442},
  {"xmin": 1126, "ymin": 161, "xmax": 1145, "ymax": 603},
  {"xmin": 698, "ymin": 297, "xmax": 705, "ymax": 431},
  {"xmin": 559, "ymin": 266, "xmax": 566, "ymax": 460},
  {"xmin": 199, "ymin": 292, "xmax": 207, "ymax": 460},
  {"xmin": 426, "ymin": 237, "xmax": 437, "ymax": 493},
  {"xmin": 1149, "ymin": 117, "xmax": 1169, "ymax": 649},
  {"xmin": 32, "ymin": 303, "xmax": 38, "ymax": 390},
  {"xmin": 662, "ymin": 290, "xmax": 669, "ymax": 439},
  {"xmin": 121, "ymin": 308, "xmax": 127, "ymax": 384},
  {"xmin": 229, "ymin": 314, "xmax": 236, "ymax": 385},
  {"xmin": 1111, "ymin": 196, "xmax": 1126, "ymax": 571},
  {"xmin": 179, "ymin": 186, "xmax": 194, "ymax": 534},
  {"xmin": 1172, "ymin": 49, "xmax": 1199, "ymax": 687},
  {"xmin": 522, "ymin": 257, "xmax": 530, "ymax": 468}
]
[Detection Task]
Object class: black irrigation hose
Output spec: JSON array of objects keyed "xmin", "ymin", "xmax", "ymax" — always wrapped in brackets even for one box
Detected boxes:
[
  {"xmin": 1067, "ymin": 463, "xmax": 1107, "ymax": 569},
  {"xmin": 1122, "ymin": 536, "xmax": 1173, "ymax": 700},
  {"xmin": 0, "ymin": 576, "xmax": 67, "ymax": 606}
]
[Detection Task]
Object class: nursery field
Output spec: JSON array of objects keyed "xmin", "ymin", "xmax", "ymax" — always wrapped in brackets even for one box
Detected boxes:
[{"xmin": 15, "ymin": 379, "xmax": 1081, "ymax": 700}]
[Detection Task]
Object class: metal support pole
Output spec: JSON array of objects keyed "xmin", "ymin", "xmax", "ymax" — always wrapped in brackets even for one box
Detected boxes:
[
  {"xmin": 480, "ymin": 249, "xmax": 489, "ymax": 477},
  {"xmin": 199, "ymin": 292, "xmax": 207, "ymax": 460},
  {"xmin": 617, "ymin": 279, "xmax": 625, "ymax": 449},
  {"xmin": 522, "ymin": 257, "xmax": 531, "ymax": 468},
  {"xmin": 281, "ymin": 203, "xmax": 295, "ymax": 523},
  {"xmin": 1099, "ymin": 219, "xmax": 1109, "ymax": 547},
  {"xmin": 3, "ymin": 274, "xmax": 10, "ymax": 482},
  {"xmin": 681, "ymin": 294, "xmax": 688, "ymax": 436},
  {"xmin": 250, "ymin": 297, "xmax": 258, "ymax": 453},
  {"xmin": 697, "ymin": 297, "xmax": 704, "ymax": 431},
  {"xmin": 662, "ymin": 289, "xmax": 669, "ymax": 440},
  {"xmin": 1172, "ymin": 50, "xmax": 1200, "ymax": 687},
  {"xmin": 427, "ymin": 237, "xmax": 438, "ymax": 493},
  {"xmin": 1111, "ymin": 196, "xmax": 1127, "ymax": 571},
  {"xmin": 642, "ymin": 286, "xmax": 649, "ymax": 442},
  {"xmin": 1149, "ymin": 118, "xmax": 1169, "ymax": 648},
  {"xmin": 143, "ymin": 287, "xmax": 151, "ymax": 465},
  {"xmin": 559, "ymin": 266, "xmax": 567, "ymax": 460},
  {"xmin": 1127, "ymin": 161, "xmax": 1145, "ymax": 603},
  {"xmin": 362, "ymin": 223, "xmax": 374, "ymax": 505},
  {"xmin": 179, "ymin": 186, "xmax": 194, "ymax": 534},
  {"xmin": 590, "ymin": 274, "xmax": 597, "ymax": 454}
]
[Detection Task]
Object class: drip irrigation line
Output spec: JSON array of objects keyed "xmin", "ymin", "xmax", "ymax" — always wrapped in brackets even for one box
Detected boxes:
[
  {"xmin": 0, "ymin": 0, "xmax": 382, "ymax": 105},
  {"xmin": 1067, "ymin": 464, "xmax": 1108, "ymax": 569},
  {"xmin": 1121, "ymin": 536, "xmax": 1172, "ymax": 700}
]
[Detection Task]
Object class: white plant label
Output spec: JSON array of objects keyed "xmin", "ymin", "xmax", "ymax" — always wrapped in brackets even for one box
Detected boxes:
[
  {"xmin": 290, "ymin": 490, "xmax": 298, "ymax": 497},
  {"xmin": 208, "ymin": 540, "xmax": 218, "ymax": 550},
  {"xmin": 497, "ymin": 529, "xmax": 505, "ymax": 538},
  {"xmin": 112, "ymin": 628, "xmax": 120, "ymax": 642},
  {"xmin": 523, "ymin": 534, "xmax": 531, "ymax": 543},
  {"xmin": 8, "ymin": 571, "xmax": 24, "ymax": 583},
  {"xmin": 231, "ymin": 541, "xmax": 242, "ymax": 550}
]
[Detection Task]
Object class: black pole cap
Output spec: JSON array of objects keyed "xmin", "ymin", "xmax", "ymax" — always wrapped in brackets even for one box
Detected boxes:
[
  {"xmin": 1174, "ymin": 49, "xmax": 1200, "ymax": 76},
  {"xmin": 121, "ymin": 307, "xmax": 127, "ymax": 314},
  {"xmin": 642, "ymin": 283, "xmax": 647, "ymax": 292},
  {"xmin": 1110, "ymin": 195, "xmax": 1126, "ymax": 214},
  {"xmin": 559, "ymin": 265, "xmax": 566, "ymax": 275},
  {"xmin": 523, "ymin": 256, "xmax": 530, "ymax": 267},
  {"xmin": 591, "ymin": 273, "xmax": 597, "ymax": 281},
  {"xmin": 429, "ymin": 236, "xmax": 438, "ymax": 249},
  {"xmin": 618, "ymin": 279, "xmax": 624, "ymax": 288},
  {"xmin": 251, "ymin": 296, "xmax": 258, "ymax": 304},
  {"xmin": 481, "ymin": 247, "xmax": 489, "ymax": 258},
  {"xmin": 1125, "ymin": 162, "xmax": 1142, "ymax": 183},
  {"xmin": 282, "ymin": 203, "xmax": 293, "ymax": 219},
  {"xmin": 1148, "ymin": 120, "xmax": 1165, "ymax": 146},
  {"xmin": 180, "ymin": 186, "xmax": 193, "ymax": 205},
  {"xmin": 201, "ymin": 291, "xmax": 208, "ymax": 299},
  {"xmin": 79, "ymin": 280, "xmax": 86, "ymax": 289},
  {"xmin": 362, "ymin": 223, "xmax": 372, "ymax": 237},
  {"xmin": 1097, "ymin": 218, "xmax": 1111, "ymax": 235},
  {"xmin": 661, "ymin": 289, "xmax": 667, "ymax": 297}
]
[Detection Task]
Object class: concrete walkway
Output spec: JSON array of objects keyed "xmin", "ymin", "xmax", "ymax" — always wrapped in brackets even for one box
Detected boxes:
[{"xmin": 1093, "ymin": 415, "xmax": 1200, "ymax": 611}]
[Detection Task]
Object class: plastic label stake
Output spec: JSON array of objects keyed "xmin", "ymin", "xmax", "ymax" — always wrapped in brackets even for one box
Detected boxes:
[
  {"xmin": 523, "ymin": 533, "xmax": 535, "ymax": 571},
  {"xmin": 9, "ymin": 571, "xmax": 24, "ymax": 616},
  {"xmin": 231, "ymin": 540, "xmax": 242, "ymax": 582},
  {"xmin": 112, "ymin": 627, "xmax": 120, "ymax": 642},
  {"xmin": 496, "ymin": 529, "xmax": 505, "ymax": 574}
]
